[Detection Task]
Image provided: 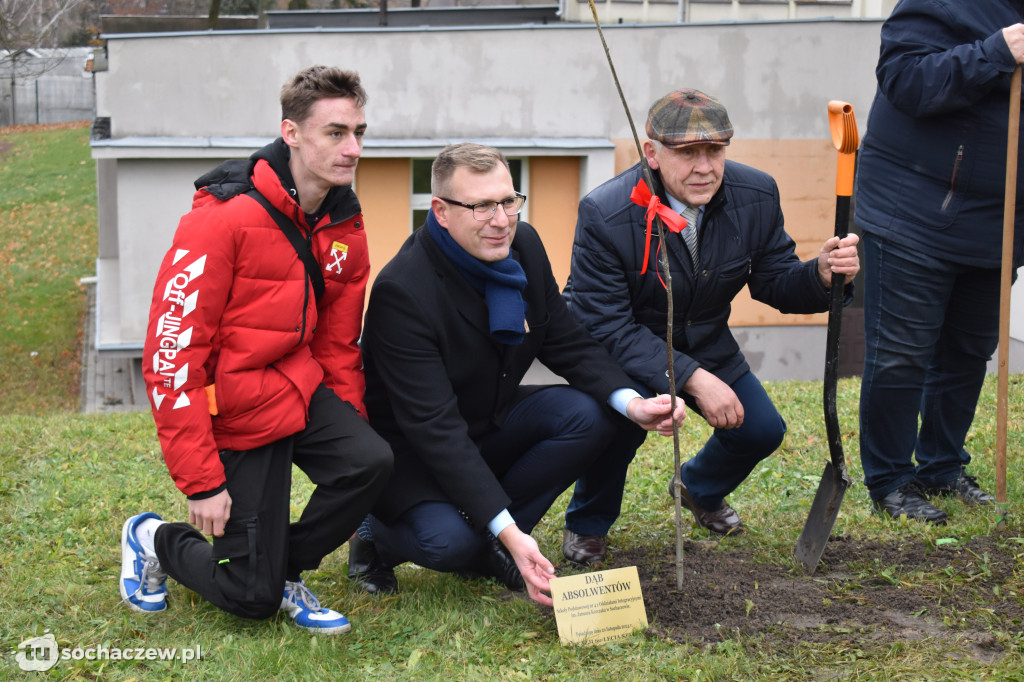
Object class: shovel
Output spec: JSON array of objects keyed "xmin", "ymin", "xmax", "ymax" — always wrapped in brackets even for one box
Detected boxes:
[
  {"xmin": 795, "ymin": 101, "xmax": 858, "ymax": 574},
  {"xmin": 995, "ymin": 65, "xmax": 1020, "ymax": 508}
]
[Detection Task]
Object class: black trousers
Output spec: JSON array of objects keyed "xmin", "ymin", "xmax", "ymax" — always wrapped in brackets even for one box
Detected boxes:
[{"xmin": 153, "ymin": 384, "xmax": 393, "ymax": 620}]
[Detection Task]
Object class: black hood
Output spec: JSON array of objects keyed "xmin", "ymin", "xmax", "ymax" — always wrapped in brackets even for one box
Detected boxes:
[
  {"xmin": 192, "ymin": 138, "xmax": 360, "ymax": 224},
  {"xmin": 193, "ymin": 138, "xmax": 295, "ymax": 200}
]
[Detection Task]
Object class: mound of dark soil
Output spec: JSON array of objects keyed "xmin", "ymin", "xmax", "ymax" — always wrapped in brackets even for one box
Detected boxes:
[{"xmin": 610, "ymin": 532, "xmax": 1023, "ymax": 660}]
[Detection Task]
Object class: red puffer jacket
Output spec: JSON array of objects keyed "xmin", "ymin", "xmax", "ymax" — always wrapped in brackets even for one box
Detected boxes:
[{"xmin": 142, "ymin": 141, "xmax": 369, "ymax": 497}]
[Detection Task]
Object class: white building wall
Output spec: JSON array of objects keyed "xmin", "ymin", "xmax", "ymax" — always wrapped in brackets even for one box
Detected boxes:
[
  {"xmin": 94, "ymin": 21, "xmax": 881, "ymax": 144},
  {"xmin": 563, "ymin": 0, "xmax": 900, "ymax": 25}
]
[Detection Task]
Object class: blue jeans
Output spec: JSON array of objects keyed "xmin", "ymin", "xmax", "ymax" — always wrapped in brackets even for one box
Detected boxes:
[
  {"xmin": 680, "ymin": 370, "xmax": 786, "ymax": 511},
  {"xmin": 370, "ymin": 385, "xmax": 644, "ymax": 572},
  {"xmin": 859, "ymin": 232, "xmax": 1002, "ymax": 499}
]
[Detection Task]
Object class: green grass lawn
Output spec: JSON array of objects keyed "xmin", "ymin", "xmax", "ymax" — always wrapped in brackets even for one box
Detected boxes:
[
  {"xmin": 0, "ymin": 122, "xmax": 97, "ymax": 414},
  {"xmin": 0, "ymin": 384, "xmax": 1021, "ymax": 680},
  {"xmin": 1, "ymin": 125, "xmax": 1022, "ymax": 679}
]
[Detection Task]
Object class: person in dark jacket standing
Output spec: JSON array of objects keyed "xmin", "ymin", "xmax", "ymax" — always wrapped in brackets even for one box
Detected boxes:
[
  {"xmin": 855, "ymin": 1, "xmax": 1024, "ymax": 523},
  {"xmin": 118, "ymin": 66, "xmax": 393, "ymax": 634},
  {"xmin": 564, "ymin": 89, "xmax": 861, "ymax": 535},
  {"xmin": 350, "ymin": 143, "xmax": 686, "ymax": 606}
]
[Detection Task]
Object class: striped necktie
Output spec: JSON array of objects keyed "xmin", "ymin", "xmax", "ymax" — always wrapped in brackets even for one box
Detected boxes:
[{"xmin": 680, "ymin": 205, "xmax": 700, "ymax": 270}]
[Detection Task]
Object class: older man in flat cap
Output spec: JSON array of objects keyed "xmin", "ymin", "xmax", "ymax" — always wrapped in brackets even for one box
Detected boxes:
[{"xmin": 563, "ymin": 89, "xmax": 861, "ymax": 538}]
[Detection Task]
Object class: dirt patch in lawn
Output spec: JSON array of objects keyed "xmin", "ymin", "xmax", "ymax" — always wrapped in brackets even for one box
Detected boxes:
[{"xmin": 610, "ymin": 530, "xmax": 1024, "ymax": 660}]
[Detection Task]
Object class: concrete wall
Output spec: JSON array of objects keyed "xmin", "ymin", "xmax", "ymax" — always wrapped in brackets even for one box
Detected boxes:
[
  {"xmin": 93, "ymin": 21, "xmax": 883, "ymax": 141},
  {"xmin": 566, "ymin": 0, "xmax": 900, "ymax": 25}
]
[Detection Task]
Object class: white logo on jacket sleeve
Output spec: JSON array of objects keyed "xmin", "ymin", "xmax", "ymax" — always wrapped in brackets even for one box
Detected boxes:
[
  {"xmin": 182, "ymin": 291, "xmax": 198, "ymax": 317},
  {"xmin": 162, "ymin": 256, "xmax": 206, "ymax": 303},
  {"xmin": 151, "ymin": 364, "xmax": 192, "ymax": 411},
  {"xmin": 150, "ymin": 252, "xmax": 207, "ymax": 410},
  {"xmin": 151, "ymin": 385, "xmax": 190, "ymax": 411},
  {"xmin": 172, "ymin": 364, "xmax": 189, "ymax": 391},
  {"xmin": 153, "ymin": 312, "xmax": 183, "ymax": 373},
  {"xmin": 176, "ymin": 326, "xmax": 193, "ymax": 349}
]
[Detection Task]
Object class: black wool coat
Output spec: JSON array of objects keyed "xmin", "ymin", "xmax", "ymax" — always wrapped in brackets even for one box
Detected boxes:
[{"xmin": 362, "ymin": 220, "xmax": 639, "ymax": 530}]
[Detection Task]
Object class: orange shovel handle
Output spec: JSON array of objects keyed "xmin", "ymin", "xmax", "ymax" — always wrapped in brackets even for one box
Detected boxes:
[{"xmin": 828, "ymin": 101, "xmax": 859, "ymax": 197}]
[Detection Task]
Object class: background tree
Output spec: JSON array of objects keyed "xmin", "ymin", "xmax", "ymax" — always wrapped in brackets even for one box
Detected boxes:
[
  {"xmin": 1, "ymin": 0, "xmax": 90, "ymax": 57},
  {"xmin": 2, "ymin": 0, "xmax": 91, "ymax": 126}
]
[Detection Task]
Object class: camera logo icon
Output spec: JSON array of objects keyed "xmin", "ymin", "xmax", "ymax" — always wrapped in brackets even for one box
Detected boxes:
[{"xmin": 15, "ymin": 632, "xmax": 59, "ymax": 672}]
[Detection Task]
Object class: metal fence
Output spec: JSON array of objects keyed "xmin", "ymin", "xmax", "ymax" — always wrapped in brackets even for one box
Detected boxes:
[{"xmin": 0, "ymin": 48, "xmax": 95, "ymax": 127}]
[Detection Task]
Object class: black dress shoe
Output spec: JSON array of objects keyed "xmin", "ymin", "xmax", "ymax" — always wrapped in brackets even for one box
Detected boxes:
[
  {"xmin": 347, "ymin": 535, "xmax": 399, "ymax": 594},
  {"xmin": 562, "ymin": 529, "xmax": 607, "ymax": 565},
  {"xmin": 669, "ymin": 474, "xmax": 744, "ymax": 535},
  {"xmin": 873, "ymin": 481, "xmax": 949, "ymax": 524},
  {"xmin": 926, "ymin": 472, "xmax": 996, "ymax": 506},
  {"xmin": 480, "ymin": 535, "xmax": 525, "ymax": 592}
]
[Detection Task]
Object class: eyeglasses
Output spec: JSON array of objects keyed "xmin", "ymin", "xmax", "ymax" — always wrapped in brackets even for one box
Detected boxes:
[{"xmin": 439, "ymin": 192, "xmax": 526, "ymax": 221}]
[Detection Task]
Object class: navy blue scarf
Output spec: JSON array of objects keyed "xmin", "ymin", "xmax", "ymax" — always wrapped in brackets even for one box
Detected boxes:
[{"xmin": 427, "ymin": 210, "xmax": 528, "ymax": 345}]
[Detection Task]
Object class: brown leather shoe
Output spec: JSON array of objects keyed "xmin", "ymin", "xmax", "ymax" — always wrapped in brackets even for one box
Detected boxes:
[
  {"xmin": 562, "ymin": 529, "xmax": 608, "ymax": 565},
  {"xmin": 669, "ymin": 475, "xmax": 744, "ymax": 536}
]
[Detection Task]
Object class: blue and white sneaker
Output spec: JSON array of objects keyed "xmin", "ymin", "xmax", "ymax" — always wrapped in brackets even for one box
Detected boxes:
[
  {"xmin": 280, "ymin": 580, "xmax": 351, "ymax": 635},
  {"xmin": 119, "ymin": 512, "xmax": 168, "ymax": 613}
]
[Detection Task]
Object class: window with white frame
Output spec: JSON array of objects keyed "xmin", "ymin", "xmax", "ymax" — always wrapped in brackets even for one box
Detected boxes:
[{"xmin": 410, "ymin": 157, "xmax": 527, "ymax": 232}]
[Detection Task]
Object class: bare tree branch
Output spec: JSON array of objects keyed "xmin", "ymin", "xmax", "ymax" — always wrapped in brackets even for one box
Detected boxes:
[{"xmin": 0, "ymin": 0, "xmax": 89, "ymax": 57}]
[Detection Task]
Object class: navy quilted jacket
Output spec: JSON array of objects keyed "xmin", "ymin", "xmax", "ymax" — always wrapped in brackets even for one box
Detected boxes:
[
  {"xmin": 564, "ymin": 161, "xmax": 845, "ymax": 396},
  {"xmin": 855, "ymin": 0, "xmax": 1024, "ymax": 268}
]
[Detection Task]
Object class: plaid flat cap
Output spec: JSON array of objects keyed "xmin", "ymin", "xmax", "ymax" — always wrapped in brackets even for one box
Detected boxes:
[{"xmin": 645, "ymin": 89, "xmax": 734, "ymax": 148}]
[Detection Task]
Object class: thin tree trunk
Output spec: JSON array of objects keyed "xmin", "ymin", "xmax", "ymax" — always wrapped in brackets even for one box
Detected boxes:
[{"xmin": 208, "ymin": 0, "xmax": 222, "ymax": 30}]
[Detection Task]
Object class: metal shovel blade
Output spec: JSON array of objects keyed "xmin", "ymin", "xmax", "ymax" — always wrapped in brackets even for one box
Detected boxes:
[
  {"xmin": 794, "ymin": 100, "xmax": 859, "ymax": 574},
  {"xmin": 795, "ymin": 460, "xmax": 852, "ymax": 572}
]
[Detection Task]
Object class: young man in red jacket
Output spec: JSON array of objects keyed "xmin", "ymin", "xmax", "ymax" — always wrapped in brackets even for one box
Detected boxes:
[{"xmin": 119, "ymin": 65, "xmax": 393, "ymax": 635}]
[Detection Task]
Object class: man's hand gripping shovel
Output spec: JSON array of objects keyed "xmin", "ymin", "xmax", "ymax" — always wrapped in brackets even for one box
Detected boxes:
[{"xmin": 794, "ymin": 101, "xmax": 858, "ymax": 574}]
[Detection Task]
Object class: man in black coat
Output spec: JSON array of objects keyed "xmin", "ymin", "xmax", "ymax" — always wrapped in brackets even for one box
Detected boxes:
[
  {"xmin": 353, "ymin": 143, "xmax": 685, "ymax": 606},
  {"xmin": 564, "ymin": 89, "xmax": 861, "ymax": 535}
]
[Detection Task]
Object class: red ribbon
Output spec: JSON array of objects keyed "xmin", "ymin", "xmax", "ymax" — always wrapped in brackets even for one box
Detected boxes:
[{"xmin": 629, "ymin": 179, "xmax": 687, "ymax": 274}]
